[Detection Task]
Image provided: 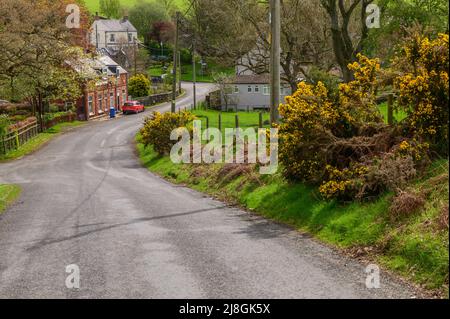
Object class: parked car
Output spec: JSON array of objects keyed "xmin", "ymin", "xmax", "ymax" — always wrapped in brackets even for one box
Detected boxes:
[{"xmin": 122, "ymin": 101, "xmax": 145, "ymax": 115}]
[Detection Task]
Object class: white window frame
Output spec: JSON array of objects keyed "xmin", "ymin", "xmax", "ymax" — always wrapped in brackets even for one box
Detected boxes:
[
  {"xmin": 263, "ymin": 85, "xmax": 270, "ymax": 95},
  {"xmin": 110, "ymin": 92, "xmax": 115, "ymax": 108},
  {"xmin": 254, "ymin": 85, "xmax": 260, "ymax": 93},
  {"xmin": 247, "ymin": 85, "xmax": 253, "ymax": 93},
  {"xmin": 88, "ymin": 96, "xmax": 94, "ymax": 115},
  {"xmin": 109, "ymin": 33, "xmax": 116, "ymax": 43},
  {"xmin": 234, "ymin": 85, "xmax": 239, "ymax": 94}
]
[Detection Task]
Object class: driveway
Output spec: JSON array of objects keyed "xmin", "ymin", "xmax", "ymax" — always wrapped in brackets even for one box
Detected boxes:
[{"xmin": 0, "ymin": 82, "xmax": 416, "ymax": 298}]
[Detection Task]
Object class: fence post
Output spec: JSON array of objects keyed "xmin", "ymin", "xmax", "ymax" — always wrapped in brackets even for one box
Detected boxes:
[
  {"xmin": 387, "ymin": 93, "xmax": 394, "ymax": 125},
  {"xmin": 259, "ymin": 112, "xmax": 263, "ymax": 128},
  {"xmin": 1, "ymin": 136, "xmax": 5, "ymax": 155},
  {"xmin": 206, "ymin": 116, "xmax": 209, "ymax": 129},
  {"xmin": 15, "ymin": 131, "xmax": 20, "ymax": 149},
  {"xmin": 218, "ymin": 113, "xmax": 222, "ymax": 132},
  {"xmin": 235, "ymin": 114, "xmax": 239, "ymax": 129}
]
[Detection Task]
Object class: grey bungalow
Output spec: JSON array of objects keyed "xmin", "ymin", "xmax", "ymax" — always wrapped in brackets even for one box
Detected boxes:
[{"xmin": 221, "ymin": 74, "xmax": 292, "ymax": 111}]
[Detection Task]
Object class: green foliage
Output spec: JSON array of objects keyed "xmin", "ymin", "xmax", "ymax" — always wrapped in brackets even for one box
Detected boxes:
[
  {"xmin": 128, "ymin": 0, "xmax": 168, "ymax": 44},
  {"xmin": 307, "ymin": 67, "xmax": 341, "ymax": 102},
  {"xmin": 99, "ymin": 0, "xmax": 122, "ymax": 18},
  {"xmin": 365, "ymin": 0, "xmax": 449, "ymax": 59},
  {"xmin": 139, "ymin": 111, "xmax": 195, "ymax": 155},
  {"xmin": 128, "ymin": 74, "xmax": 151, "ymax": 98},
  {"xmin": 0, "ymin": 114, "xmax": 10, "ymax": 137}
]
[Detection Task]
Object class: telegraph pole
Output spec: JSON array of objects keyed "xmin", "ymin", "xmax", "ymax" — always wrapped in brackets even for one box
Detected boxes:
[
  {"xmin": 192, "ymin": 38, "xmax": 197, "ymax": 109},
  {"xmin": 171, "ymin": 11, "xmax": 180, "ymax": 113},
  {"xmin": 178, "ymin": 51, "xmax": 182, "ymax": 94},
  {"xmin": 270, "ymin": 0, "xmax": 281, "ymax": 124}
]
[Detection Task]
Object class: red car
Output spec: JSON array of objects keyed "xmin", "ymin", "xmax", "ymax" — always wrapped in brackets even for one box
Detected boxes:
[{"xmin": 122, "ymin": 101, "xmax": 145, "ymax": 115}]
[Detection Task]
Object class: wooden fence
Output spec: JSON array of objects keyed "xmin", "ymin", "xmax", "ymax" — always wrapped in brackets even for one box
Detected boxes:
[{"xmin": 0, "ymin": 118, "xmax": 38, "ymax": 155}]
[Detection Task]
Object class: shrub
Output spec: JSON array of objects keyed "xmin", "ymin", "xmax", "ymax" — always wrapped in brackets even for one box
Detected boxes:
[
  {"xmin": 278, "ymin": 51, "xmax": 434, "ymax": 201},
  {"xmin": 129, "ymin": 74, "xmax": 151, "ymax": 98},
  {"xmin": 394, "ymin": 33, "xmax": 449, "ymax": 154},
  {"xmin": 140, "ymin": 111, "xmax": 195, "ymax": 155}
]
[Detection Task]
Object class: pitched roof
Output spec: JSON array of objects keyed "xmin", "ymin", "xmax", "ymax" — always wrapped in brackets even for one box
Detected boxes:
[
  {"xmin": 231, "ymin": 74, "xmax": 270, "ymax": 84},
  {"xmin": 94, "ymin": 19, "xmax": 137, "ymax": 33}
]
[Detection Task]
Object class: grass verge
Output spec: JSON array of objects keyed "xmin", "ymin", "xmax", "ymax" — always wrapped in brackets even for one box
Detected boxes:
[
  {"xmin": 0, "ymin": 184, "xmax": 21, "ymax": 214},
  {"xmin": 0, "ymin": 121, "xmax": 85, "ymax": 162},
  {"xmin": 136, "ymin": 132, "xmax": 449, "ymax": 297}
]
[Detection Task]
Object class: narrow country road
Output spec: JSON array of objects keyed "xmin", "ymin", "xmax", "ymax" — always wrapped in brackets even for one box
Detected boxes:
[{"xmin": 0, "ymin": 82, "xmax": 415, "ymax": 299}]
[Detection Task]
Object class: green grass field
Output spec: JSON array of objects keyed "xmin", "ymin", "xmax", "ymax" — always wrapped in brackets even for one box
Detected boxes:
[{"xmin": 84, "ymin": 0, "xmax": 187, "ymax": 13}]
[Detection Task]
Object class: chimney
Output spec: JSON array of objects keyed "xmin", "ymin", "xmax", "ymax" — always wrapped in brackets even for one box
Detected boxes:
[
  {"xmin": 122, "ymin": 16, "xmax": 129, "ymax": 22},
  {"xmin": 94, "ymin": 12, "xmax": 100, "ymax": 21}
]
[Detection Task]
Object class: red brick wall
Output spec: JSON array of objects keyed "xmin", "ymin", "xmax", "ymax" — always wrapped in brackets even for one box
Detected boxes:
[{"xmin": 76, "ymin": 73, "xmax": 128, "ymax": 120}]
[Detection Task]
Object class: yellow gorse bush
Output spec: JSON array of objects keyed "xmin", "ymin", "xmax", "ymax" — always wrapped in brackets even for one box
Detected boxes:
[
  {"xmin": 140, "ymin": 111, "xmax": 196, "ymax": 155},
  {"xmin": 395, "ymin": 33, "xmax": 449, "ymax": 150}
]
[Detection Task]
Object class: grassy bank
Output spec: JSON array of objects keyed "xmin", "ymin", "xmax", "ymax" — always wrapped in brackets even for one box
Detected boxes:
[
  {"xmin": 0, "ymin": 184, "xmax": 21, "ymax": 214},
  {"xmin": 136, "ymin": 132, "xmax": 449, "ymax": 296},
  {"xmin": 0, "ymin": 121, "xmax": 85, "ymax": 162}
]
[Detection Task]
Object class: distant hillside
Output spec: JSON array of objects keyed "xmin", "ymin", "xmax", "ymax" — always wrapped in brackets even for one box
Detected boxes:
[{"xmin": 84, "ymin": 0, "xmax": 187, "ymax": 14}]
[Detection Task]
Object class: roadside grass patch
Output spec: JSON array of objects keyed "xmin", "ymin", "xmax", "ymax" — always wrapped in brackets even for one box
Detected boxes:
[
  {"xmin": 0, "ymin": 184, "xmax": 21, "ymax": 214},
  {"xmin": 0, "ymin": 121, "xmax": 85, "ymax": 162},
  {"xmin": 136, "ymin": 133, "xmax": 449, "ymax": 296}
]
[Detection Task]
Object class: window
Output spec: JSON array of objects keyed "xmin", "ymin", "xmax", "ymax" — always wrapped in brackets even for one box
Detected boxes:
[
  {"xmin": 122, "ymin": 90, "xmax": 127, "ymax": 104},
  {"xmin": 263, "ymin": 85, "xmax": 270, "ymax": 95},
  {"xmin": 109, "ymin": 33, "xmax": 115, "ymax": 42},
  {"xmin": 88, "ymin": 96, "xmax": 94, "ymax": 115},
  {"xmin": 247, "ymin": 85, "xmax": 253, "ymax": 93},
  {"xmin": 280, "ymin": 86, "xmax": 290, "ymax": 95},
  {"xmin": 110, "ymin": 92, "xmax": 114, "ymax": 108},
  {"xmin": 128, "ymin": 33, "xmax": 132, "ymax": 43},
  {"xmin": 234, "ymin": 86, "xmax": 239, "ymax": 94},
  {"xmin": 254, "ymin": 85, "xmax": 260, "ymax": 93},
  {"xmin": 98, "ymin": 94, "xmax": 103, "ymax": 113}
]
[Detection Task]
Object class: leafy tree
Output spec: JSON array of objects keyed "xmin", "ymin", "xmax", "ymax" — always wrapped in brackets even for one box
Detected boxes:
[
  {"xmin": 364, "ymin": 0, "xmax": 449, "ymax": 60},
  {"xmin": 99, "ymin": 0, "xmax": 122, "ymax": 19},
  {"xmin": 0, "ymin": 0, "xmax": 85, "ymax": 128},
  {"xmin": 128, "ymin": 74, "xmax": 151, "ymax": 98},
  {"xmin": 129, "ymin": 1, "xmax": 169, "ymax": 45}
]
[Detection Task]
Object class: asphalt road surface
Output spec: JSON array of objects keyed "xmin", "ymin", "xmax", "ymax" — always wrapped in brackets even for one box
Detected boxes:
[{"xmin": 0, "ymin": 82, "xmax": 416, "ymax": 299}]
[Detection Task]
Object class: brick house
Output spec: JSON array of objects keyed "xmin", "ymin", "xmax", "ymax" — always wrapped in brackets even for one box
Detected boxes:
[{"xmin": 72, "ymin": 55, "xmax": 128, "ymax": 120}]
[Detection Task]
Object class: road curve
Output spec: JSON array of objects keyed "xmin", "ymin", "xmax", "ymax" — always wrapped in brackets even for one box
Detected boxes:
[{"xmin": 0, "ymin": 82, "xmax": 416, "ymax": 299}]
